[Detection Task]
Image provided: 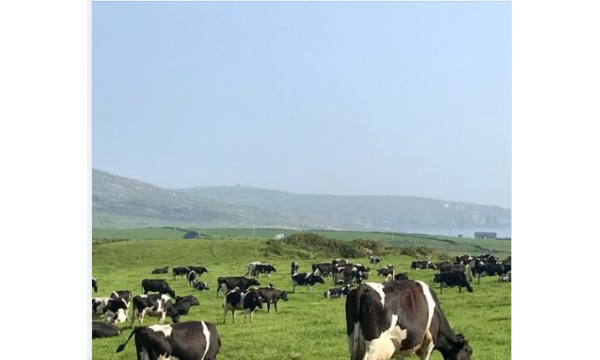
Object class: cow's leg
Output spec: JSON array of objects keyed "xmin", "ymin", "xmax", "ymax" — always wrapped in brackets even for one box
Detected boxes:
[
  {"xmin": 139, "ymin": 309, "xmax": 147, "ymax": 326},
  {"xmin": 417, "ymin": 331, "xmax": 435, "ymax": 360},
  {"xmin": 362, "ymin": 339, "xmax": 395, "ymax": 360},
  {"xmin": 274, "ymin": 301, "xmax": 278, "ymax": 313},
  {"xmin": 308, "ymin": 285, "xmax": 312, "ymax": 293},
  {"xmin": 159, "ymin": 311, "xmax": 166, "ymax": 325},
  {"xmin": 266, "ymin": 302, "xmax": 271, "ymax": 313},
  {"xmin": 231, "ymin": 309, "xmax": 236, "ymax": 324},
  {"xmin": 222, "ymin": 306, "xmax": 228, "ymax": 324}
]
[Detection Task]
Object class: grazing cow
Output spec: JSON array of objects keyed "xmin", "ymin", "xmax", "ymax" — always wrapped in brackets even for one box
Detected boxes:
[
  {"xmin": 334, "ymin": 264, "xmax": 370, "ymax": 285},
  {"xmin": 223, "ymin": 289, "xmax": 263, "ymax": 324},
  {"xmin": 245, "ymin": 261, "xmax": 262, "ymax": 277},
  {"xmin": 472, "ymin": 262, "xmax": 509, "ymax": 284},
  {"xmin": 92, "ymin": 322, "xmax": 121, "ymax": 339},
  {"xmin": 167, "ymin": 296, "xmax": 200, "ymax": 323},
  {"xmin": 172, "ymin": 266, "xmax": 190, "ymax": 279},
  {"xmin": 151, "ymin": 266, "xmax": 169, "ymax": 274},
  {"xmin": 291, "ymin": 272, "xmax": 325, "ymax": 293},
  {"xmin": 433, "ymin": 272, "xmax": 474, "ymax": 293},
  {"xmin": 369, "ymin": 256, "xmax": 382, "ymax": 266},
  {"xmin": 116, "ymin": 321, "xmax": 221, "ymax": 360},
  {"xmin": 411, "ymin": 260, "xmax": 436, "ymax": 270},
  {"xmin": 291, "ymin": 262, "xmax": 299, "ymax": 275},
  {"xmin": 346, "ymin": 281, "xmax": 473, "ymax": 360},
  {"xmin": 216, "ymin": 276, "xmax": 260, "ymax": 297},
  {"xmin": 193, "ymin": 280, "xmax": 210, "ymax": 292},
  {"xmin": 376, "ymin": 265, "xmax": 395, "ymax": 278},
  {"xmin": 141, "ymin": 279, "xmax": 176, "ymax": 298},
  {"xmin": 110, "ymin": 290, "xmax": 132, "ymax": 304},
  {"xmin": 436, "ymin": 260, "xmax": 453, "ymax": 272},
  {"xmin": 455, "ymin": 255, "xmax": 473, "ymax": 265},
  {"xmin": 255, "ymin": 287, "xmax": 288, "ymax": 313},
  {"xmin": 187, "ymin": 270, "xmax": 197, "ymax": 286},
  {"xmin": 394, "ymin": 272, "xmax": 409, "ymax": 281},
  {"xmin": 253, "ymin": 264, "xmax": 277, "ymax": 278},
  {"xmin": 332, "ymin": 258, "xmax": 349, "ymax": 269},
  {"xmin": 188, "ymin": 266, "xmax": 208, "ymax": 276},
  {"xmin": 312, "ymin": 262, "xmax": 334, "ymax": 277},
  {"xmin": 92, "ymin": 277, "xmax": 98, "ymax": 293},
  {"xmin": 130, "ymin": 293, "xmax": 172, "ymax": 326},
  {"xmin": 324, "ymin": 285, "xmax": 352, "ymax": 299}
]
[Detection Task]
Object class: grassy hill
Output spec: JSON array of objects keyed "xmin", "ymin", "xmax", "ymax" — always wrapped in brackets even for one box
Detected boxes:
[{"xmin": 92, "ymin": 236, "xmax": 510, "ymax": 360}]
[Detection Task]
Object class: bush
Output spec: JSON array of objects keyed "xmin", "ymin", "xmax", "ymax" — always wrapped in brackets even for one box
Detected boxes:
[
  {"xmin": 399, "ymin": 246, "xmax": 437, "ymax": 258},
  {"xmin": 265, "ymin": 233, "xmax": 385, "ymax": 258}
]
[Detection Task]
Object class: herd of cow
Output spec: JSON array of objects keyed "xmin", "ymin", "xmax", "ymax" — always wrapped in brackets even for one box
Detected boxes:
[{"xmin": 91, "ymin": 253, "xmax": 510, "ymax": 360}]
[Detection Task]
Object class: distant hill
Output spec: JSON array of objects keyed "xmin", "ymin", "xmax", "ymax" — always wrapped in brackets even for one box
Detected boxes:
[{"xmin": 92, "ymin": 169, "xmax": 510, "ymax": 232}]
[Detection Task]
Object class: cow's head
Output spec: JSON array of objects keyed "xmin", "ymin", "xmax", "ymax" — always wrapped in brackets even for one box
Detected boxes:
[
  {"xmin": 280, "ymin": 291, "xmax": 288, "ymax": 301},
  {"xmin": 433, "ymin": 273, "xmax": 442, "ymax": 283},
  {"xmin": 269, "ymin": 265, "xmax": 276, "ymax": 272},
  {"xmin": 249, "ymin": 278, "xmax": 261, "ymax": 287},
  {"xmin": 449, "ymin": 334, "xmax": 473, "ymax": 360},
  {"xmin": 166, "ymin": 289, "xmax": 176, "ymax": 298},
  {"xmin": 312, "ymin": 275, "xmax": 325, "ymax": 284}
]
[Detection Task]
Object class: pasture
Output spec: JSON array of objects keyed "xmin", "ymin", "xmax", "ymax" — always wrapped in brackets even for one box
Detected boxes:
[{"xmin": 92, "ymin": 237, "xmax": 511, "ymax": 360}]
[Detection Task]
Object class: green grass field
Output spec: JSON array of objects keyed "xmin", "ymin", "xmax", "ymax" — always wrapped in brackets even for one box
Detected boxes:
[{"xmin": 92, "ymin": 237, "xmax": 511, "ymax": 360}]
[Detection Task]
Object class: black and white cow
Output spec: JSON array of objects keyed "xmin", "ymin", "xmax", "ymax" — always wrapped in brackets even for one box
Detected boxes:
[
  {"xmin": 376, "ymin": 265, "xmax": 395, "ymax": 282},
  {"xmin": 433, "ymin": 272, "xmax": 474, "ymax": 293},
  {"xmin": 324, "ymin": 285, "xmax": 352, "ymax": 299},
  {"xmin": 116, "ymin": 321, "xmax": 221, "ymax": 360},
  {"xmin": 173, "ymin": 266, "xmax": 190, "ymax": 279},
  {"xmin": 188, "ymin": 266, "xmax": 208, "ymax": 276},
  {"xmin": 312, "ymin": 262, "xmax": 334, "ymax": 277},
  {"xmin": 346, "ymin": 281, "xmax": 473, "ymax": 360},
  {"xmin": 193, "ymin": 280, "xmax": 210, "ymax": 292},
  {"xmin": 291, "ymin": 262, "xmax": 299, "ymax": 275},
  {"xmin": 130, "ymin": 293, "xmax": 172, "ymax": 326},
  {"xmin": 455, "ymin": 255, "xmax": 473, "ymax": 265},
  {"xmin": 92, "ymin": 322, "xmax": 121, "ymax": 339},
  {"xmin": 92, "ymin": 297, "xmax": 129, "ymax": 324},
  {"xmin": 436, "ymin": 260, "xmax": 453, "ymax": 272},
  {"xmin": 472, "ymin": 262, "xmax": 510, "ymax": 284},
  {"xmin": 92, "ymin": 297, "xmax": 111, "ymax": 316},
  {"xmin": 332, "ymin": 258, "xmax": 349, "ymax": 269},
  {"xmin": 92, "ymin": 277, "xmax": 98, "ymax": 293},
  {"xmin": 291, "ymin": 272, "xmax": 325, "ymax": 293},
  {"xmin": 223, "ymin": 289, "xmax": 263, "ymax": 324},
  {"xmin": 334, "ymin": 264, "xmax": 370, "ymax": 285},
  {"xmin": 141, "ymin": 279, "xmax": 176, "ymax": 298},
  {"xmin": 411, "ymin": 260, "xmax": 436, "ymax": 270},
  {"xmin": 187, "ymin": 270, "xmax": 197, "ymax": 286},
  {"xmin": 255, "ymin": 286, "xmax": 288, "ymax": 313},
  {"xmin": 216, "ymin": 276, "xmax": 261, "ymax": 297},
  {"xmin": 369, "ymin": 256, "xmax": 382, "ymax": 266},
  {"xmin": 253, "ymin": 264, "xmax": 277, "ymax": 278},
  {"xmin": 151, "ymin": 266, "xmax": 169, "ymax": 274},
  {"xmin": 394, "ymin": 272, "xmax": 409, "ymax": 281},
  {"xmin": 110, "ymin": 290, "xmax": 132, "ymax": 304},
  {"xmin": 167, "ymin": 295, "xmax": 200, "ymax": 323}
]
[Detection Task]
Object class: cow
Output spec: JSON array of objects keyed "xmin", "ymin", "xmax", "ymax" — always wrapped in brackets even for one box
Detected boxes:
[
  {"xmin": 167, "ymin": 296, "xmax": 200, "ymax": 323},
  {"xmin": 223, "ymin": 289, "xmax": 264, "ymax": 324},
  {"xmin": 141, "ymin": 279, "xmax": 176, "ymax": 298},
  {"xmin": 92, "ymin": 322, "xmax": 121, "ymax": 339},
  {"xmin": 324, "ymin": 285, "xmax": 352, "ymax": 299},
  {"xmin": 436, "ymin": 260, "xmax": 453, "ymax": 272},
  {"xmin": 369, "ymin": 256, "xmax": 382, "ymax": 266},
  {"xmin": 130, "ymin": 293, "xmax": 172, "ymax": 326},
  {"xmin": 376, "ymin": 265, "xmax": 395, "ymax": 278},
  {"xmin": 332, "ymin": 258, "xmax": 349, "ymax": 269},
  {"xmin": 411, "ymin": 260, "xmax": 436, "ymax": 270},
  {"xmin": 216, "ymin": 276, "xmax": 260, "ymax": 297},
  {"xmin": 116, "ymin": 321, "xmax": 221, "ymax": 360},
  {"xmin": 253, "ymin": 264, "xmax": 277, "ymax": 278},
  {"xmin": 394, "ymin": 272, "xmax": 409, "ymax": 281},
  {"xmin": 172, "ymin": 266, "xmax": 190, "ymax": 279},
  {"xmin": 187, "ymin": 270, "xmax": 197, "ymax": 286},
  {"xmin": 92, "ymin": 297, "xmax": 128, "ymax": 324},
  {"xmin": 92, "ymin": 277, "xmax": 98, "ymax": 293},
  {"xmin": 334, "ymin": 264, "xmax": 370, "ymax": 286},
  {"xmin": 110, "ymin": 290, "xmax": 132, "ymax": 309},
  {"xmin": 291, "ymin": 272, "xmax": 325, "ymax": 293},
  {"xmin": 291, "ymin": 262, "xmax": 299, "ymax": 275},
  {"xmin": 245, "ymin": 261, "xmax": 262, "ymax": 277},
  {"xmin": 193, "ymin": 280, "xmax": 210, "ymax": 292},
  {"xmin": 501, "ymin": 273, "xmax": 511, "ymax": 282},
  {"xmin": 433, "ymin": 272, "xmax": 474, "ymax": 293},
  {"xmin": 92, "ymin": 297, "xmax": 111, "ymax": 316},
  {"xmin": 312, "ymin": 262, "xmax": 334, "ymax": 277},
  {"xmin": 345, "ymin": 280, "xmax": 473, "ymax": 360},
  {"xmin": 455, "ymin": 255, "xmax": 473, "ymax": 265},
  {"xmin": 472, "ymin": 262, "xmax": 510, "ymax": 284},
  {"xmin": 188, "ymin": 266, "xmax": 208, "ymax": 276},
  {"xmin": 255, "ymin": 287, "xmax": 288, "ymax": 313},
  {"xmin": 151, "ymin": 266, "xmax": 169, "ymax": 274}
]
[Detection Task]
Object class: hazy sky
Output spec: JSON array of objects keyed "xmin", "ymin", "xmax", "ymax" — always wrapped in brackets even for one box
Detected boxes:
[{"xmin": 92, "ymin": 2, "xmax": 511, "ymax": 208}]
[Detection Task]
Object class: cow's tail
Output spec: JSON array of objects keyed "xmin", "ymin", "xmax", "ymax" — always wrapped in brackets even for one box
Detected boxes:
[{"xmin": 116, "ymin": 327, "xmax": 140, "ymax": 353}]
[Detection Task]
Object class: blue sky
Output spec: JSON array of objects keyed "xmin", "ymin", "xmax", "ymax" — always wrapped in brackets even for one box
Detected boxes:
[{"xmin": 92, "ymin": 1, "xmax": 511, "ymax": 208}]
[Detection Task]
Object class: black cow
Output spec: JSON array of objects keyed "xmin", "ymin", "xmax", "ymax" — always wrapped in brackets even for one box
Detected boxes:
[
  {"xmin": 187, "ymin": 270, "xmax": 197, "ymax": 286},
  {"xmin": 324, "ymin": 285, "xmax": 352, "ymax": 299},
  {"xmin": 151, "ymin": 266, "xmax": 169, "ymax": 274},
  {"xmin": 369, "ymin": 256, "xmax": 382, "ymax": 266},
  {"xmin": 193, "ymin": 280, "xmax": 210, "ymax": 292},
  {"xmin": 433, "ymin": 272, "xmax": 474, "ymax": 293},
  {"xmin": 223, "ymin": 289, "xmax": 263, "ymax": 324},
  {"xmin": 216, "ymin": 276, "xmax": 261, "ymax": 297},
  {"xmin": 130, "ymin": 293, "xmax": 172, "ymax": 326},
  {"xmin": 311, "ymin": 262, "xmax": 334, "ymax": 277},
  {"xmin": 394, "ymin": 272, "xmax": 409, "ymax": 281},
  {"xmin": 346, "ymin": 280, "xmax": 473, "ymax": 360},
  {"xmin": 436, "ymin": 260, "xmax": 453, "ymax": 272},
  {"xmin": 291, "ymin": 272, "xmax": 325, "ymax": 293},
  {"xmin": 167, "ymin": 296, "xmax": 200, "ymax": 323},
  {"xmin": 141, "ymin": 279, "xmax": 176, "ymax": 298},
  {"xmin": 188, "ymin": 266, "xmax": 208, "ymax": 276},
  {"xmin": 116, "ymin": 321, "xmax": 221, "ymax": 360},
  {"xmin": 173, "ymin": 266, "xmax": 190, "ymax": 279},
  {"xmin": 92, "ymin": 322, "xmax": 121, "ymax": 339},
  {"xmin": 255, "ymin": 286, "xmax": 288, "ymax": 313},
  {"xmin": 253, "ymin": 264, "xmax": 277, "ymax": 278},
  {"xmin": 92, "ymin": 277, "xmax": 98, "ymax": 293},
  {"xmin": 291, "ymin": 262, "xmax": 299, "ymax": 275}
]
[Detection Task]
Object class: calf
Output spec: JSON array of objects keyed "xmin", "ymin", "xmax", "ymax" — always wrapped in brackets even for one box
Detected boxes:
[
  {"xmin": 433, "ymin": 272, "xmax": 474, "ymax": 293},
  {"xmin": 92, "ymin": 277, "xmax": 98, "ymax": 293},
  {"xmin": 394, "ymin": 272, "xmax": 409, "ymax": 281},
  {"xmin": 324, "ymin": 285, "xmax": 352, "ymax": 299},
  {"xmin": 346, "ymin": 281, "xmax": 472, "ymax": 360},
  {"xmin": 216, "ymin": 276, "xmax": 261, "ymax": 297},
  {"xmin": 130, "ymin": 293, "xmax": 172, "ymax": 326},
  {"xmin": 172, "ymin": 266, "xmax": 189, "ymax": 279},
  {"xmin": 223, "ymin": 289, "xmax": 263, "ymax": 324},
  {"xmin": 151, "ymin": 266, "xmax": 169, "ymax": 274},
  {"xmin": 141, "ymin": 279, "xmax": 176, "ymax": 298},
  {"xmin": 116, "ymin": 321, "xmax": 221, "ymax": 360},
  {"xmin": 255, "ymin": 286, "xmax": 288, "ymax": 313},
  {"xmin": 167, "ymin": 295, "xmax": 200, "ymax": 323},
  {"xmin": 193, "ymin": 280, "xmax": 210, "ymax": 292},
  {"xmin": 92, "ymin": 322, "xmax": 121, "ymax": 339},
  {"xmin": 291, "ymin": 272, "xmax": 325, "ymax": 293}
]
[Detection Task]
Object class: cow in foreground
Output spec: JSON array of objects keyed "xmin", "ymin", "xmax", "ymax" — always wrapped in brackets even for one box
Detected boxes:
[
  {"xmin": 92, "ymin": 322, "xmax": 121, "ymax": 339},
  {"xmin": 255, "ymin": 286, "xmax": 288, "ymax": 313},
  {"xmin": 223, "ymin": 289, "xmax": 263, "ymax": 324},
  {"xmin": 346, "ymin": 280, "xmax": 472, "ymax": 360},
  {"xmin": 116, "ymin": 321, "xmax": 221, "ymax": 360}
]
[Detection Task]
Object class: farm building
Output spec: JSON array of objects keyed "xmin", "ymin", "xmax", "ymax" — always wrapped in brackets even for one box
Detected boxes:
[{"xmin": 474, "ymin": 232, "xmax": 497, "ymax": 239}]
